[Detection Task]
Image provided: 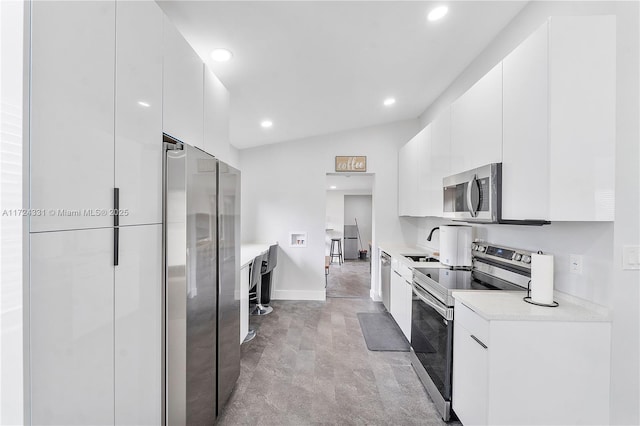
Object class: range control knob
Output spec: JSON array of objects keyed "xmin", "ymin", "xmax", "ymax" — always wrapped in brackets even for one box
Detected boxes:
[
  {"xmin": 522, "ymin": 255, "xmax": 531, "ymax": 264},
  {"xmin": 514, "ymin": 253, "xmax": 522, "ymax": 261},
  {"xmin": 472, "ymin": 244, "xmax": 477, "ymax": 251},
  {"xmin": 479, "ymin": 246, "xmax": 486, "ymax": 253}
]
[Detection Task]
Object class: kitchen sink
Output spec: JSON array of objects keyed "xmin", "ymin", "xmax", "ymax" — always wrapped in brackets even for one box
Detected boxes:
[{"xmin": 402, "ymin": 255, "xmax": 440, "ymax": 263}]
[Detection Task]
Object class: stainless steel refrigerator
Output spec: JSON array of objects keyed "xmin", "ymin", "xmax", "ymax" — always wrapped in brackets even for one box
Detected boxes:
[
  {"xmin": 164, "ymin": 138, "xmax": 240, "ymax": 425},
  {"xmin": 344, "ymin": 225, "xmax": 359, "ymax": 260}
]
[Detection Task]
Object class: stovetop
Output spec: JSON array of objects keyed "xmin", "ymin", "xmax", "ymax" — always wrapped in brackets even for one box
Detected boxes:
[{"xmin": 413, "ymin": 242, "xmax": 533, "ymax": 307}]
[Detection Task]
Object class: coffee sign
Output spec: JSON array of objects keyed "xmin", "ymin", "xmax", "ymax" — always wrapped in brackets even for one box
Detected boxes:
[{"xmin": 335, "ymin": 156, "xmax": 367, "ymax": 172}]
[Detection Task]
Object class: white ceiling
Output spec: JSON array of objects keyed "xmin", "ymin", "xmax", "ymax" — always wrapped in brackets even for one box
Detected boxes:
[{"xmin": 158, "ymin": 1, "xmax": 528, "ymax": 149}]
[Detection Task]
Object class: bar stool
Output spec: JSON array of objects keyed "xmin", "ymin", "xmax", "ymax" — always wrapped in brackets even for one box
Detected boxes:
[
  {"xmin": 250, "ymin": 253, "xmax": 272, "ymax": 316},
  {"xmin": 259, "ymin": 244, "xmax": 278, "ymax": 306},
  {"xmin": 330, "ymin": 238, "xmax": 343, "ymax": 265}
]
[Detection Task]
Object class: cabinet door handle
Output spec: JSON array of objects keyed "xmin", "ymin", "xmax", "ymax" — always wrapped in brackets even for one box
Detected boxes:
[
  {"xmin": 470, "ymin": 334, "xmax": 487, "ymax": 349},
  {"xmin": 114, "ymin": 227, "xmax": 119, "ymax": 266},
  {"xmin": 113, "ymin": 187, "xmax": 120, "ymax": 227},
  {"xmin": 393, "ymin": 270, "xmax": 402, "ymax": 277}
]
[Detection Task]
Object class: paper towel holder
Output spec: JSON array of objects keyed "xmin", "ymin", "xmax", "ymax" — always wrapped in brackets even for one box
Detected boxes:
[{"xmin": 524, "ymin": 279, "xmax": 559, "ymax": 307}]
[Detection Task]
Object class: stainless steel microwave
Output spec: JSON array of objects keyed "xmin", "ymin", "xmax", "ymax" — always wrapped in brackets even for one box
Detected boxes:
[
  {"xmin": 443, "ymin": 163, "xmax": 501, "ymax": 223},
  {"xmin": 443, "ymin": 163, "xmax": 549, "ymax": 225}
]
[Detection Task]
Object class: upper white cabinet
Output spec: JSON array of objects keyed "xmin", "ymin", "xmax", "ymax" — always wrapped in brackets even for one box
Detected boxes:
[
  {"xmin": 398, "ymin": 135, "xmax": 419, "ymax": 216},
  {"xmin": 163, "ymin": 15, "xmax": 204, "ymax": 149},
  {"xmin": 204, "ymin": 66, "xmax": 231, "ymax": 162},
  {"xmin": 451, "ymin": 63, "xmax": 503, "ymax": 174},
  {"xmin": 115, "ymin": 1, "xmax": 163, "ymax": 226},
  {"xmin": 502, "ymin": 16, "xmax": 616, "ymax": 221},
  {"xmin": 30, "ymin": 1, "xmax": 115, "ymax": 232},
  {"xmin": 548, "ymin": 16, "xmax": 615, "ymax": 221},
  {"xmin": 502, "ymin": 21, "xmax": 549, "ymax": 221},
  {"xmin": 423, "ymin": 108, "xmax": 451, "ymax": 217}
]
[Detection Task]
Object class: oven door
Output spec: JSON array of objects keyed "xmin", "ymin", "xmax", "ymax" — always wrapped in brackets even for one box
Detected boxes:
[
  {"xmin": 442, "ymin": 163, "xmax": 500, "ymax": 222},
  {"xmin": 409, "ymin": 281, "xmax": 454, "ymax": 421}
]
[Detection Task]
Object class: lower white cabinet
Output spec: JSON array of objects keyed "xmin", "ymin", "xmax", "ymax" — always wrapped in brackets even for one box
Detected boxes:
[
  {"xmin": 115, "ymin": 225, "xmax": 162, "ymax": 425},
  {"xmin": 452, "ymin": 300, "xmax": 611, "ymax": 425},
  {"xmin": 240, "ymin": 263, "xmax": 250, "ymax": 343},
  {"xmin": 389, "ymin": 259, "xmax": 412, "ymax": 340},
  {"xmin": 30, "ymin": 225, "xmax": 162, "ymax": 425},
  {"xmin": 31, "ymin": 229, "xmax": 115, "ymax": 425}
]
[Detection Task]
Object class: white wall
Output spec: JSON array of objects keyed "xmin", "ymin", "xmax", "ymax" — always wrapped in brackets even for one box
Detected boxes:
[
  {"xmin": 0, "ymin": 1, "xmax": 25, "ymax": 424},
  {"xmin": 417, "ymin": 2, "xmax": 639, "ymax": 423},
  {"xmin": 344, "ymin": 194, "xmax": 372, "ymax": 256},
  {"xmin": 325, "ymin": 190, "xmax": 344, "ymax": 255},
  {"xmin": 240, "ymin": 119, "xmax": 421, "ymax": 300}
]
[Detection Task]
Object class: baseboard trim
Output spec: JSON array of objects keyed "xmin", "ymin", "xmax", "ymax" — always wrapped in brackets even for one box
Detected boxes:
[
  {"xmin": 370, "ymin": 289, "xmax": 381, "ymax": 302},
  {"xmin": 272, "ymin": 289, "xmax": 327, "ymax": 301}
]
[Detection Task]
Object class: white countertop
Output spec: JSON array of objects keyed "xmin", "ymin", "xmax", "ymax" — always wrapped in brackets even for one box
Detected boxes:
[
  {"xmin": 452, "ymin": 290, "xmax": 611, "ymax": 322},
  {"xmin": 240, "ymin": 243, "xmax": 272, "ymax": 268},
  {"xmin": 377, "ymin": 242, "xmax": 446, "ymax": 268}
]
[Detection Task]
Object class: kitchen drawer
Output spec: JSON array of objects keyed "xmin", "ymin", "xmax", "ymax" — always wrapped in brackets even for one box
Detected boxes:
[
  {"xmin": 397, "ymin": 262, "xmax": 413, "ymax": 282},
  {"xmin": 455, "ymin": 300, "xmax": 489, "ymax": 345}
]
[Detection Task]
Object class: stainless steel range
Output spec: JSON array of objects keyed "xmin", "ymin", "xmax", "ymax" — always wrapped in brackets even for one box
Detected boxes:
[{"xmin": 409, "ymin": 242, "xmax": 532, "ymax": 421}]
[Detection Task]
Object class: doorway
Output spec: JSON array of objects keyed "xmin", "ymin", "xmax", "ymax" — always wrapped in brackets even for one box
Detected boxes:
[{"xmin": 325, "ymin": 174, "xmax": 373, "ymax": 298}]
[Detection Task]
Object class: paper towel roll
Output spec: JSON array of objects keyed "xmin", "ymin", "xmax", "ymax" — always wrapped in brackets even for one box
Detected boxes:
[{"xmin": 531, "ymin": 253, "xmax": 554, "ymax": 304}]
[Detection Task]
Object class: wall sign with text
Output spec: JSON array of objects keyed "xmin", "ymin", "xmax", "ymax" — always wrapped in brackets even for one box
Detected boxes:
[{"xmin": 335, "ymin": 156, "xmax": 367, "ymax": 172}]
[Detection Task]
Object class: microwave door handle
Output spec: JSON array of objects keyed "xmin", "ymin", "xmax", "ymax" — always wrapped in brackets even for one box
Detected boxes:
[{"xmin": 466, "ymin": 175, "xmax": 478, "ymax": 217}]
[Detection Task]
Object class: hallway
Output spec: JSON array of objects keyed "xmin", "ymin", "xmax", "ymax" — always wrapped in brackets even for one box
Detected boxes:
[
  {"xmin": 218, "ymin": 299, "xmax": 447, "ymax": 425},
  {"xmin": 326, "ymin": 259, "xmax": 371, "ymax": 299}
]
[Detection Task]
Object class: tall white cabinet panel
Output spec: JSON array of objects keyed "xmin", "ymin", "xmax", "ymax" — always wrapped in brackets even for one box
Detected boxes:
[
  {"xmin": 414, "ymin": 125, "xmax": 431, "ymax": 217},
  {"xmin": 163, "ymin": 15, "xmax": 204, "ymax": 149},
  {"xmin": 502, "ymin": 22, "xmax": 549, "ymax": 221},
  {"xmin": 398, "ymin": 137, "xmax": 418, "ymax": 216},
  {"xmin": 115, "ymin": 1, "xmax": 163, "ymax": 226},
  {"xmin": 204, "ymin": 66, "xmax": 231, "ymax": 161},
  {"xmin": 548, "ymin": 16, "xmax": 616, "ymax": 221},
  {"xmin": 451, "ymin": 63, "xmax": 503, "ymax": 174},
  {"xmin": 30, "ymin": 229, "xmax": 115, "ymax": 425},
  {"xmin": 115, "ymin": 225, "xmax": 162, "ymax": 426},
  {"xmin": 425, "ymin": 108, "xmax": 451, "ymax": 216},
  {"xmin": 30, "ymin": 1, "xmax": 115, "ymax": 232}
]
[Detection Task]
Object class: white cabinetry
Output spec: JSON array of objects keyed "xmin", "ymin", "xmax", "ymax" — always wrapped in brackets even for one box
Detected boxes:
[
  {"xmin": 204, "ymin": 66, "xmax": 231, "ymax": 162},
  {"xmin": 163, "ymin": 15, "xmax": 204, "ymax": 149},
  {"xmin": 30, "ymin": 1, "xmax": 115, "ymax": 232},
  {"xmin": 424, "ymin": 108, "xmax": 451, "ymax": 216},
  {"xmin": 29, "ymin": 2, "xmax": 165, "ymax": 424},
  {"xmin": 451, "ymin": 63, "xmax": 502, "ymax": 174},
  {"xmin": 452, "ymin": 300, "xmax": 611, "ymax": 425},
  {"xmin": 115, "ymin": 1, "xmax": 163, "ymax": 226},
  {"xmin": 389, "ymin": 258, "xmax": 412, "ymax": 340},
  {"xmin": 114, "ymin": 225, "xmax": 162, "ymax": 425},
  {"xmin": 398, "ymin": 136, "xmax": 419, "ymax": 216},
  {"xmin": 502, "ymin": 16, "xmax": 615, "ymax": 221},
  {"xmin": 30, "ymin": 229, "xmax": 115, "ymax": 425}
]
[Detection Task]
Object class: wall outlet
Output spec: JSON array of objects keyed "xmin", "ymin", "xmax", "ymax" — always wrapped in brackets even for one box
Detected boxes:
[
  {"xmin": 569, "ymin": 254, "xmax": 583, "ymax": 274},
  {"xmin": 622, "ymin": 245, "xmax": 640, "ymax": 270}
]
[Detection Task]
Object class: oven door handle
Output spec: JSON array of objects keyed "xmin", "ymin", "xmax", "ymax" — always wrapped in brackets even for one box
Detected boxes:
[{"xmin": 412, "ymin": 282, "xmax": 449, "ymax": 319}]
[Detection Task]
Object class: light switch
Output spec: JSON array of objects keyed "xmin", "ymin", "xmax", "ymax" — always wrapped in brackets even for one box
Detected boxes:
[{"xmin": 623, "ymin": 245, "xmax": 640, "ymax": 270}]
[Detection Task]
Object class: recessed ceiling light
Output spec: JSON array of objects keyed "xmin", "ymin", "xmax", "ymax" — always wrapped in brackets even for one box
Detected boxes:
[
  {"xmin": 211, "ymin": 48, "xmax": 233, "ymax": 62},
  {"xmin": 384, "ymin": 98, "xmax": 396, "ymax": 106},
  {"xmin": 137, "ymin": 101, "xmax": 150, "ymax": 107},
  {"xmin": 428, "ymin": 6, "xmax": 448, "ymax": 22},
  {"xmin": 330, "ymin": 185, "xmax": 337, "ymax": 189},
  {"xmin": 261, "ymin": 120, "xmax": 273, "ymax": 128}
]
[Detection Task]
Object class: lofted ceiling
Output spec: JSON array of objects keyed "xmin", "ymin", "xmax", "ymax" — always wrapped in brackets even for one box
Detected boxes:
[{"xmin": 158, "ymin": 1, "xmax": 528, "ymax": 149}]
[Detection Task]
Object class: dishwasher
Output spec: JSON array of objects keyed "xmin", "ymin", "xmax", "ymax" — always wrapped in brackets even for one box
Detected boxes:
[{"xmin": 380, "ymin": 251, "xmax": 391, "ymax": 311}]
